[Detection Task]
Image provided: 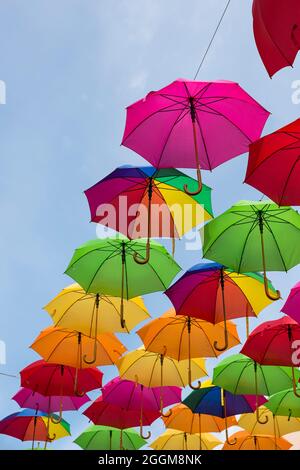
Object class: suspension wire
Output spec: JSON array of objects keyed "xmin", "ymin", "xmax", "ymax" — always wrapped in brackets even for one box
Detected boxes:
[{"xmin": 194, "ymin": 0, "xmax": 231, "ymax": 79}]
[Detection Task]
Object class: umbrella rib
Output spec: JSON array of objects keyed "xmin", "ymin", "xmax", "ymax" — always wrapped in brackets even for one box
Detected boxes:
[
  {"xmin": 279, "ymin": 155, "xmax": 300, "ymax": 205},
  {"xmin": 84, "ymin": 250, "xmax": 122, "ymax": 293},
  {"xmin": 195, "ymin": 111, "xmax": 212, "ymax": 170},
  {"xmin": 192, "ymin": 319, "xmax": 220, "ymax": 356},
  {"xmin": 263, "ymin": 218, "xmax": 288, "ymax": 272},
  {"xmin": 272, "ymin": 391, "xmax": 289, "ymax": 416},
  {"xmin": 237, "ymin": 219, "xmax": 259, "ymax": 273},
  {"xmin": 177, "ymin": 320, "xmax": 187, "ymax": 361}
]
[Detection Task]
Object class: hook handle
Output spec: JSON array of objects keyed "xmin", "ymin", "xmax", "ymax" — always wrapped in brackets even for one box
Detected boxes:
[
  {"xmin": 83, "ymin": 337, "xmax": 97, "ymax": 365},
  {"xmin": 161, "ymin": 409, "xmax": 172, "ymax": 418},
  {"xmin": 46, "ymin": 432, "xmax": 56, "ymax": 442},
  {"xmin": 133, "ymin": 242, "xmax": 150, "ymax": 265},
  {"xmin": 51, "ymin": 409, "xmax": 62, "ymax": 424},
  {"xmin": 140, "ymin": 427, "xmax": 151, "ymax": 440},
  {"xmin": 184, "ymin": 169, "xmax": 202, "ymax": 195},
  {"xmin": 258, "ymin": 216, "xmax": 280, "ymax": 301},
  {"xmin": 256, "ymin": 407, "xmax": 268, "ymax": 424}
]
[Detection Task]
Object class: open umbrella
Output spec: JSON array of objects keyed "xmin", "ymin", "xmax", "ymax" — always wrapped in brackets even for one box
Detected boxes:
[
  {"xmin": 150, "ymin": 430, "xmax": 220, "ymax": 451},
  {"xmin": 252, "ymin": 0, "xmax": 300, "ymax": 77},
  {"xmin": 84, "ymin": 166, "xmax": 213, "ymax": 261},
  {"xmin": 266, "ymin": 387, "xmax": 300, "ymax": 418},
  {"xmin": 239, "ymin": 406, "xmax": 300, "ymax": 438},
  {"xmin": 65, "ymin": 237, "xmax": 181, "ymax": 329},
  {"xmin": 222, "ymin": 430, "xmax": 291, "ymax": 450},
  {"xmin": 165, "ymin": 262, "xmax": 276, "ymax": 348},
  {"xmin": 74, "ymin": 425, "xmax": 146, "ymax": 450},
  {"xmin": 122, "ymin": 79, "xmax": 269, "ymax": 195},
  {"xmin": 202, "ymin": 200, "xmax": 300, "ymax": 300},
  {"xmin": 137, "ymin": 309, "xmax": 239, "ymax": 388},
  {"xmin": 245, "ymin": 119, "xmax": 300, "ymax": 206},
  {"xmin": 241, "ymin": 316, "xmax": 300, "ymax": 396},
  {"xmin": 282, "ymin": 281, "xmax": 300, "ymax": 323},
  {"xmin": 116, "ymin": 348, "xmax": 207, "ymax": 415}
]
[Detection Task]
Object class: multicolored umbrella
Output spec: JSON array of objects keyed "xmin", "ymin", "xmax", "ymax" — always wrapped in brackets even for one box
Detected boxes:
[
  {"xmin": 137, "ymin": 309, "xmax": 239, "ymax": 388},
  {"xmin": 245, "ymin": 119, "xmax": 300, "ymax": 206},
  {"xmin": 252, "ymin": 0, "xmax": 300, "ymax": 77},
  {"xmin": 239, "ymin": 406, "xmax": 300, "ymax": 437},
  {"xmin": 65, "ymin": 237, "xmax": 181, "ymax": 328},
  {"xmin": 84, "ymin": 166, "xmax": 213, "ymax": 261},
  {"xmin": 150, "ymin": 430, "xmax": 220, "ymax": 451},
  {"xmin": 165, "ymin": 262, "xmax": 276, "ymax": 348},
  {"xmin": 266, "ymin": 387, "xmax": 300, "ymax": 418},
  {"xmin": 282, "ymin": 281, "xmax": 300, "ymax": 323},
  {"xmin": 202, "ymin": 200, "xmax": 300, "ymax": 300},
  {"xmin": 222, "ymin": 430, "xmax": 291, "ymax": 450},
  {"xmin": 122, "ymin": 79, "xmax": 269, "ymax": 194},
  {"xmin": 241, "ymin": 316, "xmax": 300, "ymax": 396},
  {"xmin": 74, "ymin": 425, "xmax": 146, "ymax": 450}
]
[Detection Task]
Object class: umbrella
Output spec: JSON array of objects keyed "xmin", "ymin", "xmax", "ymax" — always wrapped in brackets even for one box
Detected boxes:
[
  {"xmin": 266, "ymin": 387, "xmax": 300, "ymax": 418},
  {"xmin": 122, "ymin": 79, "xmax": 269, "ymax": 195},
  {"xmin": 222, "ymin": 430, "xmax": 291, "ymax": 450},
  {"xmin": 44, "ymin": 283, "xmax": 150, "ymax": 336},
  {"xmin": 116, "ymin": 348, "xmax": 207, "ymax": 415},
  {"xmin": 84, "ymin": 397, "xmax": 159, "ymax": 443},
  {"xmin": 65, "ymin": 237, "xmax": 181, "ymax": 329},
  {"xmin": 252, "ymin": 0, "xmax": 300, "ymax": 77},
  {"xmin": 241, "ymin": 316, "xmax": 300, "ymax": 396},
  {"xmin": 202, "ymin": 200, "xmax": 300, "ymax": 300},
  {"xmin": 282, "ymin": 281, "xmax": 300, "ymax": 323},
  {"xmin": 101, "ymin": 377, "xmax": 181, "ymax": 438},
  {"xmin": 183, "ymin": 382, "xmax": 265, "ymax": 445},
  {"xmin": 165, "ymin": 262, "xmax": 276, "ymax": 348},
  {"xmin": 150, "ymin": 430, "xmax": 220, "ymax": 451},
  {"xmin": 245, "ymin": 119, "xmax": 300, "ymax": 206},
  {"xmin": 239, "ymin": 406, "xmax": 300, "ymax": 438},
  {"xmin": 74, "ymin": 425, "xmax": 146, "ymax": 450},
  {"xmin": 84, "ymin": 166, "xmax": 213, "ymax": 261},
  {"xmin": 0, "ymin": 409, "xmax": 70, "ymax": 450},
  {"xmin": 213, "ymin": 353, "xmax": 300, "ymax": 424},
  {"xmin": 137, "ymin": 309, "xmax": 239, "ymax": 388}
]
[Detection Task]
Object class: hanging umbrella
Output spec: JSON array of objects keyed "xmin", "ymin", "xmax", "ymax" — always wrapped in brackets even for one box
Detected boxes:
[
  {"xmin": 137, "ymin": 309, "xmax": 239, "ymax": 388},
  {"xmin": 252, "ymin": 0, "xmax": 300, "ymax": 77},
  {"xmin": 165, "ymin": 262, "xmax": 276, "ymax": 348},
  {"xmin": 245, "ymin": 119, "xmax": 300, "ymax": 206},
  {"xmin": 84, "ymin": 166, "xmax": 213, "ymax": 261},
  {"xmin": 183, "ymin": 382, "xmax": 265, "ymax": 445},
  {"xmin": 74, "ymin": 425, "xmax": 146, "ymax": 450},
  {"xmin": 239, "ymin": 406, "xmax": 300, "ymax": 438},
  {"xmin": 150, "ymin": 430, "xmax": 220, "ymax": 451},
  {"xmin": 282, "ymin": 281, "xmax": 300, "ymax": 323},
  {"xmin": 266, "ymin": 387, "xmax": 300, "ymax": 418},
  {"xmin": 241, "ymin": 316, "xmax": 300, "ymax": 396},
  {"xmin": 84, "ymin": 397, "xmax": 159, "ymax": 442},
  {"xmin": 202, "ymin": 200, "xmax": 300, "ymax": 300},
  {"xmin": 44, "ymin": 284, "xmax": 150, "ymax": 335},
  {"xmin": 222, "ymin": 430, "xmax": 291, "ymax": 450},
  {"xmin": 0, "ymin": 409, "xmax": 70, "ymax": 450},
  {"xmin": 122, "ymin": 79, "xmax": 269, "ymax": 195},
  {"xmin": 65, "ymin": 237, "xmax": 181, "ymax": 329},
  {"xmin": 116, "ymin": 348, "xmax": 207, "ymax": 415},
  {"xmin": 213, "ymin": 353, "xmax": 300, "ymax": 425}
]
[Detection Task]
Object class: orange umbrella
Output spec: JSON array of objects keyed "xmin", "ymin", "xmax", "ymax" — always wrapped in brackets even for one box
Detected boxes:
[{"xmin": 222, "ymin": 430, "xmax": 292, "ymax": 450}]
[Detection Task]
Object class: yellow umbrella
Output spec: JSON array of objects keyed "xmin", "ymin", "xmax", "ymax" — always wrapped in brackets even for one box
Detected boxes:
[
  {"xmin": 150, "ymin": 430, "xmax": 221, "ymax": 450},
  {"xmin": 116, "ymin": 348, "xmax": 206, "ymax": 415},
  {"xmin": 137, "ymin": 309, "xmax": 240, "ymax": 389},
  {"xmin": 222, "ymin": 430, "xmax": 292, "ymax": 450},
  {"xmin": 239, "ymin": 406, "xmax": 300, "ymax": 438}
]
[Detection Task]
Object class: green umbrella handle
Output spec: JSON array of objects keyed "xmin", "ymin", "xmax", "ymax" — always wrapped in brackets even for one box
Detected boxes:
[
  {"xmin": 184, "ymin": 110, "xmax": 202, "ymax": 195},
  {"xmin": 187, "ymin": 317, "xmax": 201, "ymax": 389},
  {"xmin": 83, "ymin": 294, "xmax": 100, "ymax": 365},
  {"xmin": 120, "ymin": 243, "xmax": 126, "ymax": 328},
  {"xmin": 214, "ymin": 268, "xmax": 229, "ymax": 352},
  {"xmin": 258, "ymin": 213, "xmax": 280, "ymax": 301},
  {"xmin": 134, "ymin": 241, "xmax": 151, "ymax": 265},
  {"xmin": 51, "ymin": 407, "xmax": 62, "ymax": 424}
]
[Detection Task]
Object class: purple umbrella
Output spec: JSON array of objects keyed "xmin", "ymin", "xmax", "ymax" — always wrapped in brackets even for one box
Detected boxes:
[{"xmin": 282, "ymin": 282, "xmax": 300, "ymax": 323}]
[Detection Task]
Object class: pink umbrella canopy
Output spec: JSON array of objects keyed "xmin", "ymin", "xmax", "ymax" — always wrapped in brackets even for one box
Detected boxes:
[
  {"xmin": 282, "ymin": 282, "xmax": 300, "ymax": 323},
  {"xmin": 122, "ymin": 79, "xmax": 269, "ymax": 194}
]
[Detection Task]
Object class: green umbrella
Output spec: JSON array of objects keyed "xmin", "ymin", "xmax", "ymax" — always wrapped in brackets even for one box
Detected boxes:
[
  {"xmin": 65, "ymin": 237, "xmax": 181, "ymax": 362},
  {"xmin": 266, "ymin": 387, "xmax": 300, "ymax": 418},
  {"xmin": 202, "ymin": 200, "xmax": 300, "ymax": 300},
  {"xmin": 212, "ymin": 353, "xmax": 300, "ymax": 425},
  {"xmin": 74, "ymin": 425, "xmax": 146, "ymax": 450}
]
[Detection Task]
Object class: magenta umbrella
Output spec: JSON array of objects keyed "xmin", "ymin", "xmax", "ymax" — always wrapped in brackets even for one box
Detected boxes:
[
  {"xmin": 122, "ymin": 79, "xmax": 269, "ymax": 194},
  {"xmin": 282, "ymin": 282, "xmax": 300, "ymax": 323}
]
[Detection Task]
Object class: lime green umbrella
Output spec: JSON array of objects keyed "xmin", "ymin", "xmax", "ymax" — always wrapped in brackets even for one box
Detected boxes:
[
  {"xmin": 266, "ymin": 387, "xmax": 300, "ymax": 418},
  {"xmin": 74, "ymin": 425, "xmax": 146, "ymax": 450},
  {"xmin": 202, "ymin": 200, "xmax": 300, "ymax": 300},
  {"xmin": 213, "ymin": 353, "xmax": 300, "ymax": 425},
  {"xmin": 65, "ymin": 237, "xmax": 181, "ymax": 335}
]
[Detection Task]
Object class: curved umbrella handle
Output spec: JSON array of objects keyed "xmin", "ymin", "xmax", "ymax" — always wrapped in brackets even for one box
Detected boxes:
[
  {"xmin": 256, "ymin": 406, "xmax": 268, "ymax": 424},
  {"xmin": 134, "ymin": 242, "xmax": 150, "ymax": 265},
  {"xmin": 51, "ymin": 409, "xmax": 62, "ymax": 424},
  {"xmin": 47, "ymin": 432, "xmax": 56, "ymax": 442},
  {"xmin": 263, "ymin": 273, "xmax": 281, "ymax": 301},
  {"xmin": 214, "ymin": 270, "xmax": 229, "ymax": 351},
  {"xmin": 225, "ymin": 428, "xmax": 237, "ymax": 446},
  {"xmin": 140, "ymin": 427, "xmax": 151, "ymax": 440},
  {"xmin": 83, "ymin": 337, "xmax": 97, "ymax": 365},
  {"xmin": 187, "ymin": 319, "xmax": 201, "ymax": 389},
  {"xmin": 258, "ymin": 218, "xmax": 281, "ymax": 301},
  {"xmin": 161, "ymin": 408, "xmax": 172, "ymax": 418},
  {"xmin": 120, "ymin": 244, "xmax": 127, "ymax": 329},
  {"xmin": 292, "ymin": 367, "xmax": 300, "ymax": 397}
]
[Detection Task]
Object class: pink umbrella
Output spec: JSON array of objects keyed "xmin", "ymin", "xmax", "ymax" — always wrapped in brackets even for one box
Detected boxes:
[
  {"xmin": 122, "ymin": 79, "xmax": 269, "ymax": 194},
  {"xmin": 282, "ymin": 282, "xmax": 300, "ymax": 323}
]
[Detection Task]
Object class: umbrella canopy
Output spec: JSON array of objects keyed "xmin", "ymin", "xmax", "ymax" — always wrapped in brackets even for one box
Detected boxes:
[
  {"xmin": 165, "ymin": 262, "xmax": 276, "ymax": 345},
  {"xmin": 241, "ymin": 316, "xmax": 300, "ymax": 395},
  {"xmin": 222, "ymin": 430, "xmax": 291, "ymax": 450},
  {"xmin": 74, "ymin": 425, "xmax": 146, "ymax": 450},
  {"xmin": 252, "ymin": 0, "xmax": 300, "ymax": 77},
  {"xmin": 245, "ymin": 119, "xmax": 300, "ymax": 206},
  {"xmin": 84, "ymin": 166, "xmax": 213, "ymax": 259},
  {"xmin": 266, "ymin": 387, "xmax": 300, "ymax": 417},
  {"xmin": 122, "ymin": 79, "xmax": 269, "ymax": 194},
  {"xmin": 44, "ymin": 284, "xmax": 150, "ymax": 334},
  {"xmin": 137, "ymin": 309, "xmax": 239, "ymax": 386},
  {"xmin": 239, "ymin": 406, "xmax": 300, "ymax": 437},
  {"xmin": 65, "ymin": 237, "xmax": 181, "ymax": 328},
  {"xmin": 202, "ymin": 200, "xmax": 300, "ymax": 300},
  {"xmin": 150, "ymin": 430, "xmax": 220, "ymax": 451},
  {"xmin": 282, "ymin": 281, "xmax": 300, "ymax": 323}
]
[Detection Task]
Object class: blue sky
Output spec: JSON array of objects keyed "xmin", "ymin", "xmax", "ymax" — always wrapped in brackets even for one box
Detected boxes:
[{"xmin": 1, "ymin": 0, "xmax": 300, "ymax": 450}]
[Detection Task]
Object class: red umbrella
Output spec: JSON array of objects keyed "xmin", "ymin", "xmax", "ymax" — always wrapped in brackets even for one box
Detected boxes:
[
  {"xmin": 253, "ymin": 0, "xmax": 300, "ymax": 77},
  {"xmin": 245, "ymin": 119, "xmax": 300, "ymax": 206},
  {"xmin": 241, "ymin": 316, "xmax": 300, "ymax": 396}
]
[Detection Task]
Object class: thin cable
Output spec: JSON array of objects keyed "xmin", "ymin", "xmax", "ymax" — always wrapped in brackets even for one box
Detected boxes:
[
  {"xmin": 0, "ymin": 372, "xmax": 16, "ymax": 378},
  {"xmin": 194, "ymin": 0, "xmax": 231, "ymax": 79}
]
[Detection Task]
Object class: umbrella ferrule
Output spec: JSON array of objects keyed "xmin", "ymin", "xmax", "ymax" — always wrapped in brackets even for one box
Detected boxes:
[
  {"xmin": 78, "ymin": 332, "xmax": 82, "ymax": 344},
  {"xmin": 121, "ymin": 242, "xmax": 126, "ymax": 264},
  {"xmin": 148, "ymin": 177, "xmax": 153, "ymax": 199},
  {"xmin": 187, "ymin": 316, "xmax": 191, "ymax": 333},
  {"xmin": 258, "ymin": 210, "xmax": 264, "ymax": 233},
  {"xmin": 220, "ymin": 267, "xmax": 225, "ymax": 289},
  {"xmin": 95, "ymin": 293, "xmax": 100, "ymax": 308},
  {"xmin": 189, "ymin": 97, "xmax": 196, "ymax": 122}
]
